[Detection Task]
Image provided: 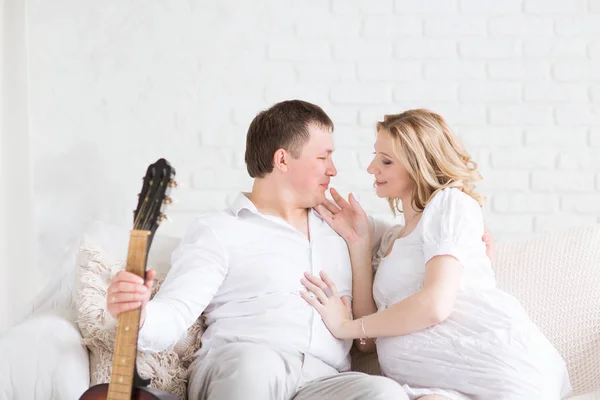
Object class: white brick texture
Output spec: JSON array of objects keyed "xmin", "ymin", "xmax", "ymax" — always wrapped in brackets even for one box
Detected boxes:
[{"xmin": 23, "ymin": 0, "xmax": 600, "ymax": 279}]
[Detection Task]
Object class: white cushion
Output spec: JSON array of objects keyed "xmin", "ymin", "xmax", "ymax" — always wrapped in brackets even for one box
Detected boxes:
[
  {"xmin": 24, "ymin": 220, "xmax": 180, "ymax": 323},
  {"xmin": 0, "ymin": 309, "xmax": 89, "ymax": 400},
  {"xmin": 494, "ymin": 224, "xmax": 600, "ymax": 396}
]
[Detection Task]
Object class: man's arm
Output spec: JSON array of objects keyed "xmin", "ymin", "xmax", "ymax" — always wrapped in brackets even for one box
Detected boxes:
[{"xmin": 107, "ymin": 219, "xmax": 228, "ymax": 353}]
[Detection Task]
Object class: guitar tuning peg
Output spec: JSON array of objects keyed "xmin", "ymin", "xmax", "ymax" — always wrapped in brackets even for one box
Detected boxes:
[
  {"xmin": 168, "ymin": 179, "xmax": 179, "ymax": 188},
  {"xmin": 158, "ymin": 213, "xmax": 171, "ymax": 223},
  {"xmin": 163, "ymin": 196, "xmax": 173, "ymax": 205}
]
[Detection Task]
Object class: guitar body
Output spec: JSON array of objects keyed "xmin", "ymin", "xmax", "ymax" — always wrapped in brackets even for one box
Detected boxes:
[
  {"xmin": 80, "ymin": 383, "xmax": 179, "ymax": 400},
  {"xmin": 80, "ymin": 367, "xmax": 179, "ymax": 400}
]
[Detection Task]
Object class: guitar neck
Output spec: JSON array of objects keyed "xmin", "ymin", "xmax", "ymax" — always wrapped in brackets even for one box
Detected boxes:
[{"xmin": 107, "ymin": 230, "xmax": 151, "ymax": 400}]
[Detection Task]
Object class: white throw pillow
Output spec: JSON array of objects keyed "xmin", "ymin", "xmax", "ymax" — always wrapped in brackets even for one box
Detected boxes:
[
  {"xmin": 26, "ymin": 220, "xmax": 181, "ymax": 318},
  {"xmin": 75, "ymin": 237, "xmax": 203, "ymax": 399}
]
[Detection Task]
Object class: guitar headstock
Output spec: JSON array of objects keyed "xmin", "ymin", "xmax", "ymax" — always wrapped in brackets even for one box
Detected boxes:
[{"xmin": 133, "ymin": 158, "xmax": 177, "ymax": 240}]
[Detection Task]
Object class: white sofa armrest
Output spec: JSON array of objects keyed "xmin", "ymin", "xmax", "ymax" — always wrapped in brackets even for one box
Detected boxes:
[{"xmin": 0, "ymin": 309, "xmax": 90, "ymax": 400}]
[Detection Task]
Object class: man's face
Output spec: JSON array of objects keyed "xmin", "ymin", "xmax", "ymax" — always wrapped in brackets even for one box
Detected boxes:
[{"xmin": 285, "ymin": 123, "xmax": 337, "ymax": 207}]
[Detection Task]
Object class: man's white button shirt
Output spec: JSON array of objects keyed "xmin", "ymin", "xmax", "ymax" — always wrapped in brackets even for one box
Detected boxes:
[{"xmin": 138, "ymin": 192, "xmax": 354, "ymax": 371}]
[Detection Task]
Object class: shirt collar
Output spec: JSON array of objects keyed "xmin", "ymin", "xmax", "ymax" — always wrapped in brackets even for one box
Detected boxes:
[
  {"xmin": 229, "ymin": 192, "xmax": 258, "ymax": 217},
  {"xmin": 229, "ymin": 192, "xmax": 324, "ymax": 224}
]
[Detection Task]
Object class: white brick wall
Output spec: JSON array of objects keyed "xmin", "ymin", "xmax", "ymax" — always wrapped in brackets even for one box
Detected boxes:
[{"xmin": 18, "ymin": 0, "xmax": 600, "ymax": 295}]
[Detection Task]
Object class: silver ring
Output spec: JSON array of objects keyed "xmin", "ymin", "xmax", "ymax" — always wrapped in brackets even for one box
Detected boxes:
[{"xmin": 323, "ymin": 287, "xmax": 334, "ymax": 298}]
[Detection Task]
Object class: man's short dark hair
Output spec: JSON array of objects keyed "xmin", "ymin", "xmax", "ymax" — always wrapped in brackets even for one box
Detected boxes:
[{"xmin": 245, "ymin": 100, "xmax": 334, "ymax": 178}]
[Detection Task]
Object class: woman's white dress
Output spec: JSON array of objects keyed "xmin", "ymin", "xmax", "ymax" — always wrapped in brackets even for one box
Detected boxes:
[{"xmin": 372, "ymin": 188, "xmax": 572, "ymax": 400}]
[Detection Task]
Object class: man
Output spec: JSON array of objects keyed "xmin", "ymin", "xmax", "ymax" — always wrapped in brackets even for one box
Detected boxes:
[{"xmin": 107, "ymin": 100, "xmax": 492, "ymax": 399}]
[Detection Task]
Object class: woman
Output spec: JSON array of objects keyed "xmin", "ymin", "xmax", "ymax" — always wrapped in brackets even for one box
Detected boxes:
[{"xmin": 299, "ymin": 109, "xmax": 572, "ymax": 400}]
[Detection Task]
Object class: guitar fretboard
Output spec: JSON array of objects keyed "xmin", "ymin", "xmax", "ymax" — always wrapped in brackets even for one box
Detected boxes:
[{"xmin": 107, "ymin": 230, "xmax": 150, "ymax": 400}]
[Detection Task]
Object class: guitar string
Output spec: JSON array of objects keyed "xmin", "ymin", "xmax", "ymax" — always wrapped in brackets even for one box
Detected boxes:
[{"xmin": 141, "ymin": 177, "xmax": 170, "ymax": 230}]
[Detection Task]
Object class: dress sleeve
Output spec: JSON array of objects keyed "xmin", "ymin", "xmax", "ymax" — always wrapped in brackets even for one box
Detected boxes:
[
  {"xmin": 421, "ymin": 189, "xmax": 484, "ymax": 267},
  {"xmin": 372, "ymin": 224, "xmax": 403, "ymax": 273},
  {"xmin": 368, "ymin": 216, "xmax": 392, "ymax": 257}
]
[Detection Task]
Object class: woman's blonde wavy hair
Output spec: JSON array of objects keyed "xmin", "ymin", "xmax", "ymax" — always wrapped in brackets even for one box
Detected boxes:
[{"xmin": 376, "ymin": 109, "xmax": 484, "ymax": 215}]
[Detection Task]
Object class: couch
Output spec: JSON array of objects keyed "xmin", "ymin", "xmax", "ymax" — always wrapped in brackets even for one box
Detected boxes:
[{"xmin": 1, "ymin": 221, "xmax": 599, "ymax": 399}]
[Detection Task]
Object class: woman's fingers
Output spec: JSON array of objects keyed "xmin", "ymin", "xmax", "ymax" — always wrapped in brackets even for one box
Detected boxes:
[
  {"xmin": 319, "ymin": 271, "xmax": 339, "ymax": 297},
  {"xmin": 304, "ymin": 272, "xmax": 328, "ymax": 290},
  {"xmin": 330, "ymin": 188, "xmax": 352, "ymax": 211},
  {"xmin": 299, "ymin": 289, "xmax": 324, "ymax": 312},
  {"xmin": 322, "ymin": 198, "xmax": 341, "ymax": 215},
  {"xmin": 315, "ymin": 204, "xmax": 333, "ymax": 220},
  {"xmin": 348, "ymin": 193, "xmax": 366, "ymax": 216},
  {"xmin": 341, "ymin": 296, "xmax": 352, "ymax": 313},
  {"xmin": 301, "ymin": 274, "xmax": 329, "ymax": 304}
]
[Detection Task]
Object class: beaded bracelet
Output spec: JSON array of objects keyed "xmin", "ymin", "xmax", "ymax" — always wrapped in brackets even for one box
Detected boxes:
[{"xmin": 359, "ymin": 317, "xmax": 368, "ymax": 345}]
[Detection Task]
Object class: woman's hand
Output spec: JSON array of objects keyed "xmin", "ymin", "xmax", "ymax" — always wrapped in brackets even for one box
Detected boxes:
[
  {"xmin": 483, "ymin": 226, "xmax": 495, "ymax": 263},
  {"xmin": 300, "ymin": 271, "xmax": 353, "ymax": 339},
  {"xmin": 316, "ymin": 188, "xmax": 370, "ymax": 246}
]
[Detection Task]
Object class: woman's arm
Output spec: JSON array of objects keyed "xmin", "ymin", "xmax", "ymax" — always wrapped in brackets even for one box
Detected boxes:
[
  {"xmin": 348, "ymin": 241, "xmax": 377, "ymax": 318},
  {"xmin": 340, "ymin": 254, "xmax": 462, "ymax": 340},
  {"xmin": 313, "ymin": 189, "xmax": 381, "ymax": 351},
  {"xmin": 304, "ymin": 190, "xmax": 483, "ymax": 342},
  {"xmin": 301, "ymin": 254, "xmax": 462, "ymax": 341},
  {"xmin": 347, "ymin": 241, "xmax": 378, "ymax": 352}
]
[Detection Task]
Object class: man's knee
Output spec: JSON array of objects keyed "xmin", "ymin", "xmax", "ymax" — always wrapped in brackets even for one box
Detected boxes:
[
  {"xmin": 189, "ymin": 342, "xmax": 297, "ymax": 399},
  {"xmin": 207, "ymin": 342, "xmax": 288, "ymax": 378},
  {"xmin": 362, "ymin": 375, "xmax": 408, "ymax": 400}
]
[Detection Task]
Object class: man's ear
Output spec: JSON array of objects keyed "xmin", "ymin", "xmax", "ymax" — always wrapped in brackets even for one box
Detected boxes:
[{"xmin": 273, "ymin": 148, "xmax": 289, "ymax": 172}]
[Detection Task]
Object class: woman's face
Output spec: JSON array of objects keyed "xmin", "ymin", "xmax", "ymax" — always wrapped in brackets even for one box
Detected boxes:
[{"xmin": 367, "ymin": 130, "xmax": 415, "ymax": 200}]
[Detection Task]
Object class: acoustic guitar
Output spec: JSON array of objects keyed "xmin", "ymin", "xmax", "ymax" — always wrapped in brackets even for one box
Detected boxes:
[{"xmin": 80, "ymin": 158, "xmax": 179, "ymax": 400}]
